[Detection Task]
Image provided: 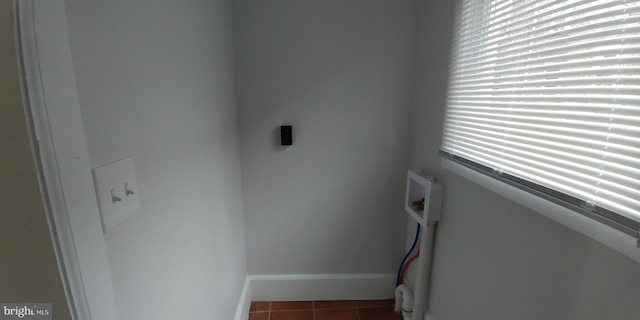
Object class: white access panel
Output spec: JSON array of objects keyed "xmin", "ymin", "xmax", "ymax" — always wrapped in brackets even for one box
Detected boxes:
[
  {"xmin": 92, "ymin": 157, "xmax": 140, "ymax": 233},
  {"xmin": 405, "ymin": 170, "xmax": 443, "ymax": 226}
]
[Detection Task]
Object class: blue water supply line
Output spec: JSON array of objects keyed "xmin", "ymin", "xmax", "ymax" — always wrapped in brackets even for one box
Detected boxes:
[{"xmin": 396, "ymin": 223, "xmax": 420, "ymax": 286}]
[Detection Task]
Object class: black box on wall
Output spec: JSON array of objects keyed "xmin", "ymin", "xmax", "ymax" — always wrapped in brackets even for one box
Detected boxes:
[{"xmin": 280, "ymin": 125, "xmax": 292, "ymax": 146}]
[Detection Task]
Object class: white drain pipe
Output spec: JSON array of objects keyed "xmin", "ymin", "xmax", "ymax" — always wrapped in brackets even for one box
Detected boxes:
[
  {"xmin": 394, "ymin": 284, "xmax": 413, "ymax": 320},
  {"xmin": 412, "ymin": 223, "xmax": 435, "ymax": 320}
]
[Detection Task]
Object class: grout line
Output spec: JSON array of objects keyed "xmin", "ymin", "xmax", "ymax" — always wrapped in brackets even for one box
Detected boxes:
[{"xmin": 270, "ymin": 308, "xmax": 314, "ymax": 312}]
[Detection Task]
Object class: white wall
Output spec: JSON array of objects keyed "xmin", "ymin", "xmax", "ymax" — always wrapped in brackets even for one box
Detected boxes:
[
  {"xmin": 408, "ymin": 1, "xmax": 640, "ymax": 319},
  {"xmin": 64, "ymin": 1, "xmax": 247, "ymax": 319},
  {"xmin": 233, "ymin": 0, "xmax": 417, "ymax": 275}
]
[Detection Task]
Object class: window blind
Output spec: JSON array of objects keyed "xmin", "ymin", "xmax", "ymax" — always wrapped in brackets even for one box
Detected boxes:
[{"xmin": 441, "ymin": 0, "xmax": 640, "ymax": 235}]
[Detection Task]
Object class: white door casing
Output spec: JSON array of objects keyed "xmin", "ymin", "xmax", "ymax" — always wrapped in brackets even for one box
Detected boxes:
[{"xmin": 17, "ymin": 1, "xmax": 120, "ymax": 319}]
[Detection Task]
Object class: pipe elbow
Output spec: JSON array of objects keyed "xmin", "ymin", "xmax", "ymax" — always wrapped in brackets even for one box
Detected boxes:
[{"xmin": 394, "ymin": 284, "xmax": 414, "ymax": 317}]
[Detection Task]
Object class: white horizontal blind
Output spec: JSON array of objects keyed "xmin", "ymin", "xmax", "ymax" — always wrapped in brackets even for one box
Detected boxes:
[{"xmin": 441, "ymin": 0, "xmax": 640, "ymax": 232}]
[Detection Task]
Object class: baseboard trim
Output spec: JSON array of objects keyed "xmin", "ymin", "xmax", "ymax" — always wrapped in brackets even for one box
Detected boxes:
[
  {"xmin": 234, "ymin": 273, "xmax": 396, "ymax": 319},
  {"xmin": 234, "ymin": 277, "xmax": 252, "ymax": 320},
  {"xmin": 249, "ymin": 273, "xmax": 396, "ymax": 301}
]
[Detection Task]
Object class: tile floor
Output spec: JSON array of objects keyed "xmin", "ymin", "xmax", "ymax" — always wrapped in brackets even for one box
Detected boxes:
[{"xmin": 249, "ymin": 300, "xmax": 402, "ymax": 320}]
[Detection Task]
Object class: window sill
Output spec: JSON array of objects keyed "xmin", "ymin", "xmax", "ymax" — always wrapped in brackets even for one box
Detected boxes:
[{"xmin": 441, "ymin": 157, "xmax": 640, "ymax": 264}]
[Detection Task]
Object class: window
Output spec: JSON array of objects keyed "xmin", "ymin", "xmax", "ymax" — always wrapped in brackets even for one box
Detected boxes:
[{"xmin": 441, "ymin": 0, "xmax": 640, "ymax": 238}]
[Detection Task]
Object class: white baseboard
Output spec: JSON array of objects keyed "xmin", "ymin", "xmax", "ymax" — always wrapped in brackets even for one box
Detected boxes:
[
  {"xmin": 249, "ymin": 273, "xmax": 396, "ymax": 301},
  {"xmin": 234, "ymin": 277, "xmax": 252, "ymax": 320},
  {"xmin": 233, "ymin": 273, "xmax": 396, "ymax": 319}
]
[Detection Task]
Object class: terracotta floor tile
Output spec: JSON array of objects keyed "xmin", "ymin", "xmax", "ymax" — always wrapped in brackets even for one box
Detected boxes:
[
  {"xmin": 314, "ymin": 300, "xmax": 356, "ymax": 309},
  {"xmin": 271, "ymin": 310, "xmax": 314, "ymax": 320},
  {"xmin": 248, "ymin": 311, "xmax": 269, "ymax": 320},
  {"xmin": 355, "ymin": 299, "xmax": 395, "ymax": 308},
  {"xmin": 250, "ymin": 301, "xmax": 271, "ymax": 312},
  {"xmin": 358, "ymin": 307, "xmax": 402, "ymax": 320},
  {"xmin": 315, "ymin": 308, "xmax": 359, "ymax": 320},
  {"xmin": 271, "ymin": 301, "xmax": 313, "ymax": 311}
]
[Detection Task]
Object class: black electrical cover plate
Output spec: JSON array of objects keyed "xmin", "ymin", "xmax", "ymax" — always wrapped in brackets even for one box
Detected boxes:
[{"xmin": 280, "ymin": 125, "xmax": 292, "ymax": 146}]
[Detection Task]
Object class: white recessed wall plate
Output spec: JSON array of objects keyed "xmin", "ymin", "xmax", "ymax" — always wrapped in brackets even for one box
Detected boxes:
[
  {"xmin": 405, "ymin": 170, "xmax": 443, "ymax": 227},
  {"xmin": 92, "ymin": 157, "xmax": 140, "ymax": 233}
]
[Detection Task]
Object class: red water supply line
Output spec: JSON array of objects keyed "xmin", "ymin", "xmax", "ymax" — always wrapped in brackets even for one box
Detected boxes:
[{"xmin": 399, "ymin": 250, "xmax": 420, "ymax": 284}]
